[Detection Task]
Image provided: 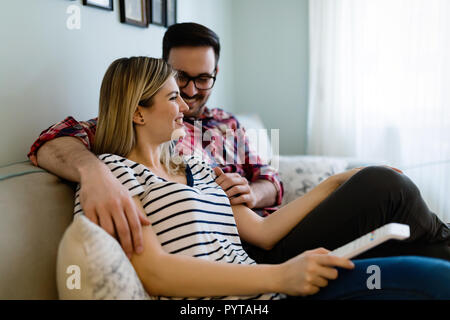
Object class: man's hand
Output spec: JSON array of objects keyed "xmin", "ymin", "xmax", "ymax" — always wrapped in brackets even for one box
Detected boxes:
[
  {"xmin": 79, "ymin": 163, "xmax": 150, "ymax": 259},
  {"xmin": 213, "ymin": 167, "xmax": 258, "ymax": 208}
]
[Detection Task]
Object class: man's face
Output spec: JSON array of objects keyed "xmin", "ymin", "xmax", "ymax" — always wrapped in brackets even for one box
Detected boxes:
[{"xmin": 168, "ymin": 46, "xmax": 217, "ymax": 119}]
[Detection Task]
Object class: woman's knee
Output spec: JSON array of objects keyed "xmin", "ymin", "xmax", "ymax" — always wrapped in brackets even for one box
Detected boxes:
[{"xmin": 356, "ymin": 166, "xmax": 419, "ymax": 199}]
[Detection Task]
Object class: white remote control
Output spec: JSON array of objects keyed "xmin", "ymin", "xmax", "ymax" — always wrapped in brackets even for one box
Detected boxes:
[{"xmin": 329, "ymin": 223, "xmax": 410, "ymax": 259}]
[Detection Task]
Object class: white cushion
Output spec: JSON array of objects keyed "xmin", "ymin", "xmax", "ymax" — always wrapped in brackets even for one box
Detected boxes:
[
  {"xmin": 278, "ymin": 155, "xmax": 349, "ymax": 206},
  {"xmin": 56, "ymin": 214, "xmax": 151, "ymax": 300}
]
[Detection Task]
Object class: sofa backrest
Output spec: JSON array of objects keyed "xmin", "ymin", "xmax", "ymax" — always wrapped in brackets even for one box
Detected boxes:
[
  {"xmin": 0, "ymin": 161, "xmax": 74, "ymax": 299},
  {"xmin": 234, "ymin": 114, "xmax": 272, "ymax": 165}
]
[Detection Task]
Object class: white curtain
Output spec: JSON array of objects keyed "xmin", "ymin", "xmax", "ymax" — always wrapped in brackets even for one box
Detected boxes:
[{"xmin": 308, "ymin": 0, "xmax": 450, "ymax": 222}]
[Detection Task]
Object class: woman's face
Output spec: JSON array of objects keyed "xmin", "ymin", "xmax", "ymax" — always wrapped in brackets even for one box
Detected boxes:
[{"xmin": 136, "ymin": 76, "xmax": 189, "ymax": 145}]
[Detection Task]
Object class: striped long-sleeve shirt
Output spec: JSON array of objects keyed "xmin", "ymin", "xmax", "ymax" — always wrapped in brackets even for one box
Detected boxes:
[{"xmin": 74, "ymin": 153, "xmax": 282, "ymax": 300}]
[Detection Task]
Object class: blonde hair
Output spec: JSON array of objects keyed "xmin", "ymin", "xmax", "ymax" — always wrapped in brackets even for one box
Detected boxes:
[{"xmin": 93, "ymin": 57, "xmax": 185, "ymax": 174}]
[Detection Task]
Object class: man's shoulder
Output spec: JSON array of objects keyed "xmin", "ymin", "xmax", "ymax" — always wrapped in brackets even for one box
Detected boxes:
[
  {"xmin": 201, "ymin": 107, "xmax": 241, "ymax": 132},
  {"xmin": 203, "ymin": 107, "xmax": 238, "ymax": 122},
  {"xmin": 80, "ymin": 117, "xmax": 98, "ymax": 129}
]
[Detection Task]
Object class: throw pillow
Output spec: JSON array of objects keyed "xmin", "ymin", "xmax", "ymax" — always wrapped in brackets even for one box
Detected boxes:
[
  {"xmin": 56, "ymin": 214, "xmax": 151, "ymax": 300},
  {"xmin": 278, "ymin": 156, "xmax": 348, "ymax": 206}
]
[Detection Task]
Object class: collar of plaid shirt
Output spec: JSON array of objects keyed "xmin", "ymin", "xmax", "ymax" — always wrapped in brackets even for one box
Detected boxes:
[{"xmin": 177, "ymin": 107, "xmax": 259, "ymax": 170}]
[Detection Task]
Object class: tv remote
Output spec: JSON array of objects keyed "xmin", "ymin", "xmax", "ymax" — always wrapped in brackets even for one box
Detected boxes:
[{"xmin": 329, "ymin": 223, "xmax": 410, "ymax": 259}]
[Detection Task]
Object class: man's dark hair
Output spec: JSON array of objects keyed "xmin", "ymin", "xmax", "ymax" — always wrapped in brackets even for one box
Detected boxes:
[{"xmin": 162, "ymin": 23, "xmax": 221, "ymax": 67}]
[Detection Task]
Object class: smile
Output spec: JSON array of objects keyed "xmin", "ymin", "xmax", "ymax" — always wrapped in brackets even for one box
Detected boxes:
[
  {"xmin": 175, "ymin": 118, "xmax": 184, "ymax": 125},
  {"xmin": 184, "ymin": 98, "xmax": 197, "ymax": 106}
]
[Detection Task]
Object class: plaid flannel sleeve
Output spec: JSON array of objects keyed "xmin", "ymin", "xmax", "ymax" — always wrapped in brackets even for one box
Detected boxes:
[{"xmin": 27, "ymin": 116, "xmax": 97, "ymax": 166}]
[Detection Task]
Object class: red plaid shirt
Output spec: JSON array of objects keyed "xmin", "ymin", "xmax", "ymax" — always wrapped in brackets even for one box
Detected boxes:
[{"xmin": 28, "ymin": 107, "xmax": 283, "ymax": 215}]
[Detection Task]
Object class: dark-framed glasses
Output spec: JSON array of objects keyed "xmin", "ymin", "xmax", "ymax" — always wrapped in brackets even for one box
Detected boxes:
[{"xmin": 175, "ymin": 71, "xmax": 217, "ymax": 90}]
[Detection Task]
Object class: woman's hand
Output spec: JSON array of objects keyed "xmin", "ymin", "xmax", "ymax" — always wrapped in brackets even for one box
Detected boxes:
[{"xmin": 276, "ymin": 248, "xmax": 355, "ymax": 296}]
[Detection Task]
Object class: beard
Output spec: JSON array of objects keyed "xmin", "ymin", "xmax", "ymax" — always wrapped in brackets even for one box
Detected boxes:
[{"xmin": 180, "ymin": 91, "xmax": 209, "ymax": 119}]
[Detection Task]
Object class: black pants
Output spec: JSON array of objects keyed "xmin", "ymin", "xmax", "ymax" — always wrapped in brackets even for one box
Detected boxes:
[{"xmin": 245, "ymin": 166, "xmax": 450, "ymax": 264}]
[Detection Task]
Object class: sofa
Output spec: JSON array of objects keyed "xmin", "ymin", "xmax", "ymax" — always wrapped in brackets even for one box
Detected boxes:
[
  {"xmin": 0, "ymin": 153, "xmax": 359, "ymax": 299},
  {"xmin": 0, "ymin": 161, "xmax": 74, "ymax": 299},
  {"xmin": 3, "ymin": 113, "xmax": 450, "ymax": 300},
  {"xmin": 0, "ymin": 113, "xmax": 387, "ymax": 299}
]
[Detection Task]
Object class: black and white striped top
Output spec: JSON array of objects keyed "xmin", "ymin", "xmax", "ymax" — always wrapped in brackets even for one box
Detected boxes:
[{"xmin": 74, "ymin": 153, "xmax": 281, "ymax": 300}]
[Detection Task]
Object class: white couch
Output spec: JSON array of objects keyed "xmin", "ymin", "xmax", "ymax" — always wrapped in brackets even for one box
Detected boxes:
[{"xmin": 0, "ymin": 115, "xmax": 369, "ymax": 299}]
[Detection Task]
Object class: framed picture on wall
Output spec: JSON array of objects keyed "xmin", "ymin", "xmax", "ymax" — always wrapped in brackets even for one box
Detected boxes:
[
  {"xmin": 150, "ymin": 0, "xmax": 166, "ymax": 27},
  {"xmin": 119, "ymin": 0, "xmax": 149, "ymax": 28},
  {"xmin": 166, "ymin": 0, "xmax": 177, "ymax": 27},
  {"xmin": 82, "ymin": 0, "xmax": 113, "ymax": 11}
]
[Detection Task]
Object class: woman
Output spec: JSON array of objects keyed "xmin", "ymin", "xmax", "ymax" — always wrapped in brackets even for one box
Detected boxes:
[{"xmin": 74, "ymin": 56, "xmax": 450, "ymax": 300}]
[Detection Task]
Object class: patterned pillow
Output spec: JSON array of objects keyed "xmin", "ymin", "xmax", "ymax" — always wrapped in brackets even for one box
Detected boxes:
[
  {"xmin": 277, "ymin": 156, "xmax": 349, "ymax": 206},
  {"xmin": 56, "ymin": 214, "xmax": 151, "ymax": 300}
]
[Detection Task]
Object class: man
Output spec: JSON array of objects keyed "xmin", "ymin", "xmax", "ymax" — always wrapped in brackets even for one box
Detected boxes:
[{"xmin": 28, "ymin": 23, "xmax": 283, "ymax": 260}]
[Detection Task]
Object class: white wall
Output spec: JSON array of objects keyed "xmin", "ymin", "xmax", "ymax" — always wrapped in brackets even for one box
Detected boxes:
[
  {"xmin": 179, "ymin": 0, "xmax": 310, "ymax": 155},
  {"xmin": 0, "ymin": 0, "xmax": 234, "ymax": 166},
  {"xmin": 231, "ymin": 0, "xmax": 309, "ymax": 155},
  {"xmin": 0, "ymin": 0, "xmax": 308, "ymax": 166},
  {"xmin": 177, "ymin": 0, "xmax": 235, "ymax": 114}
]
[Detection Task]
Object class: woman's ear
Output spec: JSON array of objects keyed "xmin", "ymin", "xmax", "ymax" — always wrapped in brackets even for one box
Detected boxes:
[{"xmin": 133, "ymin": 107, "xmax": 145, "ymax": 125}]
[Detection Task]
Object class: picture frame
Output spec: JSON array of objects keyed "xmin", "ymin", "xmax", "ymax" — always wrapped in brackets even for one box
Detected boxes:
[
  {"xmin": 119, "ymin": 0, "xmax": 149, "ymax": 28},
  {"xmin": 150, "ymin": 0, "xmax": 166, "ymax": 27},
  {"xmin": 82, "ymin": 0, "xmax": 113, "ymax": 11},
  {"xmin": 165, "ymin": 0, "xmax": 177, "ymax": 27}
]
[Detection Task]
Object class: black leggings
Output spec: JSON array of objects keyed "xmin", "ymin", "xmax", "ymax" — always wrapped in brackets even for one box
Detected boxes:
[{"xmin": 244, "ymin": 166, "xmax": 450, "ymax": 264}]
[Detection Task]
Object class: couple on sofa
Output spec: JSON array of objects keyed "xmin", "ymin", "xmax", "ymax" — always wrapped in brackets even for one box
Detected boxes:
[{"xmin": 29, "ymin": 23, "xmax": 450, "ymax": 300}]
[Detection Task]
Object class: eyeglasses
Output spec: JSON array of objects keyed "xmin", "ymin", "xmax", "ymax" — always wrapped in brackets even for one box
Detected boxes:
[{"xmin": 175, "ymin": 70, "xmax": 217, "ymax": 90}]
